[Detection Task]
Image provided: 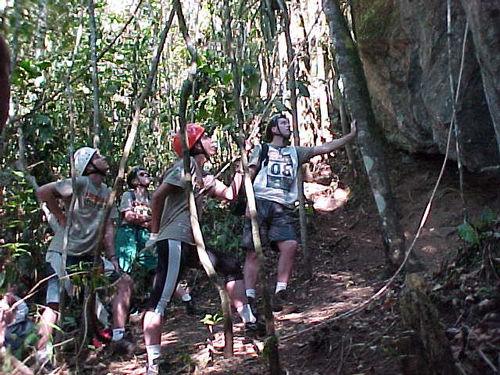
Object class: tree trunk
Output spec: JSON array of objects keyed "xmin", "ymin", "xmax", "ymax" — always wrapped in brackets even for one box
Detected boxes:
[
  {"xmin": 88, "ymin": 0, "xmax": 101, "ymax": 148},
  {"xmin": 399, "ymin": 274, "xmax": 459, "ymax": 375},
  {"xmin": 323, "ymin": 0, "xmax": 408, "ymax": 269},
  {"xmin": 335, "ymin": 78, "xmax": 357, "ymax": 176},
  {"xmin": 278, "ymin": 0, "xmax": 312, "ymax": 279},
  {"xmin": 175, "ymin": 0, "xmax": 234, "ymax": 358},
  {"xmin": 34, "ymin": 0, "xmax": 47, "ymax": 59},
  {"xmin": 222, "ymin": 0, "xmax": 280, "ymax": 370},
  {"xmin": 86, "ymin": 8, "xmax": 175, "ymax": 349}
]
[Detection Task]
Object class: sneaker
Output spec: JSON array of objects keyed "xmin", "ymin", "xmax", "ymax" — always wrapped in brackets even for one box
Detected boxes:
[
  {"xmin": 273, "ymin": 290, "xmax": 298, "ymax": 313},
  {"xmin": 110, "ymin": 338, "xmax": 135, "ymax": 355},
  {"xmin": 183, "ymin": 299, "xmax": 197, "ymax": 316},
  {"xmin": 146, "ymin": 364, "xmax": 159, "ymax": 375},
  {"xmin": 247, "ymin": 296, "xmax": 256, "ymax": 311},
  {"xmin": 272, "ymin": 290, "xmax": 288, "ymax": 312},
  {"xmin": 147, "ymin": 358, "xmax": 168, "ymax": 375},
  {"xmin": 97, "ymin": 328, "xmax": 112, "ymax": 342},
  {"xmin": 244, "ymin": 320, "xmax": 266, "ymax": 337}
]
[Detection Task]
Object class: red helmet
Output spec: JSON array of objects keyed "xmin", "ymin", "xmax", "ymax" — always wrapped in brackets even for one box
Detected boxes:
[{"xmin": 173, "ymin": 123, "xmax": 205, "ymax": 157}]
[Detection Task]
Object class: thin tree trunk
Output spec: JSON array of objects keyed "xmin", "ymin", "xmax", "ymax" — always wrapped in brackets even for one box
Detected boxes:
[
  {"xmin": 34, "ymin": 0, "xmax": 47, "ymax": 59},
  {"xmin": 323, "ymin": 0, "xmax": 413, "ymax": 269},
  {"xmin": 88, "ymin": 0, "xmax": 101, "ymax": 148},
  {"xmin": 335, "ymin": 78, "xmax": 357, "ymax": 176},
  {"xmin": 278, "ymin": 0, "xmax": 312, "ymax": 279},
  {"xmin": 8, "ymin": 0, "xmax": 144, "ymax": 128},
  {"xmin": 222, "ymin": 0, "xmax": 280, "ymax": 369},
  {"xmin": 84, "ymin": 9, "xmax": 175, "ymax": 352},
  {"xmin": 175, "ymin": 0, "xmax": 234, "ymax": 357}
]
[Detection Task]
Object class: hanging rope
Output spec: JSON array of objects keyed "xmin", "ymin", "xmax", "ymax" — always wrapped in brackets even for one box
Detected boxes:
[
  {"xmin": 282, "ymin": 6, "xmax": 470, "ymax": 342},
  {"xmin": 447, "ymin": 0, "xmax": 468, "ymax": 222}
]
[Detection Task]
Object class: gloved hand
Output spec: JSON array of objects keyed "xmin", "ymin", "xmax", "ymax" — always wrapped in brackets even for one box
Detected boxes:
[{"xmin": 145, "ymin": 233, "xmax": 158, "ymax": 249}]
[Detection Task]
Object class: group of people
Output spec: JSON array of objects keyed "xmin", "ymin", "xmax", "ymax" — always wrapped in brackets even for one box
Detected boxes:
[{"xmin": 31, "ymin": 114, "xmax": 356, "ymax": 374}]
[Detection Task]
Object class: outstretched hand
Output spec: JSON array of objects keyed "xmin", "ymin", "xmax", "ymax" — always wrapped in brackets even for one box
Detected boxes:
[{"xmin": 350, "ymin": 119, "xmax": 357, "ymax": 135}]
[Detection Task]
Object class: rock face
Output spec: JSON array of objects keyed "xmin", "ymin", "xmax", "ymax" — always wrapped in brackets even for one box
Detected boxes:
[{"xmin": 353, "ymin": 0, "xmax": 500, "ymax": 171}]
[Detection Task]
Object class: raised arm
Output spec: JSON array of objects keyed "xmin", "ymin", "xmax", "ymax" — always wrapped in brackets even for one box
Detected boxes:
[
  {"xmin": 210, "ymin": 169, "xmax": 244, "ymax": 201},
  {"xmin": 36, "ymin": 182, "xmax": 66, "ymax": 227},
  {"xmin": 310, "ymin": 120, "xmax": 357, "ymax": 158}
]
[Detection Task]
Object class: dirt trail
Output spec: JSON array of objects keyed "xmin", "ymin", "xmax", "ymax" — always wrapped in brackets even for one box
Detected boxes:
[{"xmin": 81, "ymin": 152, "xmax": 499, "ymax": 374}]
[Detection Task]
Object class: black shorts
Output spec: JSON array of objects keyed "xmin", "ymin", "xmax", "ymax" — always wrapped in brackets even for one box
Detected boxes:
[
  {"xmin": 45, "ymin": 254, "xmax": 121, "ymax": 304},
  {"xmin": 146, "ymin": 239, "xmax": 243, "ymax": 315},
  {"xmin": 241, "ymin": 199, "xmax": 297, "ymax": 251}
]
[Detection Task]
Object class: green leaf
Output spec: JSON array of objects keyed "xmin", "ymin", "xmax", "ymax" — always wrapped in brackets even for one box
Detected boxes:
[
  {"xmin": 479, "ymin": 208, "xmax": 497, "ymax": 229},
  {"xmin": 274, "ymin": 101, "xmax": 289, "ymax": 112},
  {"xmin": 36, "ymin": 61, "xmax": 51, "ymax": 70},
  {"xmin": 458, "ymin": 222, "xmax": 479, "ymax": 244},
  {"xmin": 297, "ymin": 81, "xmax": 310, "ymax": 97}
]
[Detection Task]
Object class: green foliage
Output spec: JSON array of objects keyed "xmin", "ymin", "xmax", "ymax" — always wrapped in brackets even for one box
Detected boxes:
[
  {"xmin": 0, "ymin": 169, "xmax": 44, "ymax": 295},
  {"xmin": 354, "ymin": 0, "xmax": 397, "ymax": 42},
  {"xmin": 458, "ymin": 209, "xmax": 499, "ymax": 244},
  {"xmin": 200, "ymin": 311, "xmax": 223, "ymax": 325},
  {"xmin": 457, "ymin": 222, "xmax": 479, "ymax": 244},
  {"xmin": 201, "ymin": 198, "xmax": 244, "ymax": 256}
]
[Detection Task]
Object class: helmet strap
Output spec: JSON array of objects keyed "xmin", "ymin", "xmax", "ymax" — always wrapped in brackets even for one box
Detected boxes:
[
  {"xmin": 192, "ymin": 139, "xmax": 210, "ymax": 160},
  {"xmin": 87, "ymin": 160, "xmax": 107, "ymax": 176}
]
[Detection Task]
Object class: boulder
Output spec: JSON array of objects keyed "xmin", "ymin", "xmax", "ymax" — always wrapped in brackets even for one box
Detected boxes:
[{"xmin": 353, "ymin": 0, "xmax": 500, "ymax": 171}]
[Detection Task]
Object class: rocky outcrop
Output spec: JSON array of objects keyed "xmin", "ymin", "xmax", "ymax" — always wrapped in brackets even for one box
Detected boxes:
[
  {"xmin": 460, "ymin": 0, "xmax": 500, "ymax": 161},
  {"xmin": 353, "ymin": 0, "xmax": 500, "ymax": 171}
]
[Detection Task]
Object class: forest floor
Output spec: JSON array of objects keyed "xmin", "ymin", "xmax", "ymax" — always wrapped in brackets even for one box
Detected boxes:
[{"xmin": 25, "ymin": 151, "xmax": 500, "ymax": 375}]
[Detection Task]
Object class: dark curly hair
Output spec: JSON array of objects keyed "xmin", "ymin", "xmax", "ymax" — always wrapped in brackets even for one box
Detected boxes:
[
  {"xmin": 264, "ymin": 113, "xmax": 287, "ymax": 142},
  {"xmin": 127, "ymin": 166, "xmax": 146, "ymax": 188}
]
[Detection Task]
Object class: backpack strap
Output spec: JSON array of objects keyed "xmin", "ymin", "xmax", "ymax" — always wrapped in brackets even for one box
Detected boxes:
[
  {"xmin": 129, "ymin": 189, "xmax": 136, "ymax": 202},
  {"xmin": 252, "ymin": 143, "xmax": 269, "ymax": 181}
]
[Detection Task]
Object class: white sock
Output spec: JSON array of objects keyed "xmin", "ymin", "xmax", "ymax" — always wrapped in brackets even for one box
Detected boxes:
[
  {"xmin": 181, "ymin": 293, "xmax": 192, "ymax": 302},
  {"xmin": 36, "ymin": 345, "xmax": 53, "ymax": 363},
  {"xmin": 146, "ymin": 344, "xmax": 161, "ymax": 366},
  {"xmin": 246, "ymin": 289, "xmax": 256, "ymax": 299},
  {"xmin": 112, "ymin": 327, "xmax": 125, "ymax": 341},
  {"xmin": 237, "ymin": 304, "xmax": 256, "ymax": 324},
  {"xmin": 275, "ymin": 282, "xmax": 287, "ymax": 294}
]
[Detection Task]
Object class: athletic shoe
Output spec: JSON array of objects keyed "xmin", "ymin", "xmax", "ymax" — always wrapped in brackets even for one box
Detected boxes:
[
  {"xmin": 110, "ymin": 338, "xmax": 135, "ymax": 355},
  {"xmin": 183, "ymin": 299, "xmax": 197, "ymax": 316},
  {"xmin": 247, "ymin": 296, "xmax": 256, "ymax": 310},
  {"xmin": 147, "ymin": 358, "xmax": 168, "ymax": 375},
  {"xmin": 244, "ymin": 320, "xmax": 266, "ymax": 337},
  {"xmin": 272, "ymin": 290, "xmax": 288, "ymax": 312},
  {"xmin": 273, "ymin": 290, "xmax": 299, "ymax": 313},
  {"xmin": 146, "ymin": 364, "xmax": 159, "ymax": 375}
]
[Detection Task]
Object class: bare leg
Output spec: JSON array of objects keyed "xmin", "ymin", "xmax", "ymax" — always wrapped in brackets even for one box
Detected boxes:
[
  {"xmin": 276, "ymin": 240, "xmax": 298, "ymax": 284},
  {"xmin": 143, "ymin": 311, "xmax": 162, "ymax": 346},
  {"xmin": 37, "ymin": 304, "xmax": 59, "ymax": 351},
  {"xmin": 225, "ymin": 279, "xmax": 247, "ymax": 310},
  {"xmin": 112, "ymin": 275, "xmax": 133, "ymax": 329},
  {"xmin": 243, "ymin": 251, "xmax": 259, "ymax": 291}
]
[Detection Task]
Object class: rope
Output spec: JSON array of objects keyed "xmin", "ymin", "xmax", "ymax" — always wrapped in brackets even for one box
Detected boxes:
[
  {"xmin": 281, "ymin": 7, "xmax": 470, "ymax": 343},
  {"xmin": 447, "ymin": 0, "xmax": 468, "ymax": 222}
]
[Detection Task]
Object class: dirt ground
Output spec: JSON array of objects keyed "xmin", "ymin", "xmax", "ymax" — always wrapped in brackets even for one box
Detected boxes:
[{"xmin": 33, "ymin": 151, "xmax": 500, "ymax": 375}]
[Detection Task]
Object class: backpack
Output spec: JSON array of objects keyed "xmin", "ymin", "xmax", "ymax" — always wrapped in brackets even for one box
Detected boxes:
[{"xmin": 230, "ymin": 143, "xmax": 269, "ymax": 216}]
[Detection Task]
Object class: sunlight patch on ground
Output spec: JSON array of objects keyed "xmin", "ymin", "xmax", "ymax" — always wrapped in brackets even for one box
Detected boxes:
[
  {"xmin": 421, "ymin": 245, "xmax": 438, "ymax": 254},
  {"xmin": 160, "ymin": 330, "xmax": 178, "ymax": 346}
]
